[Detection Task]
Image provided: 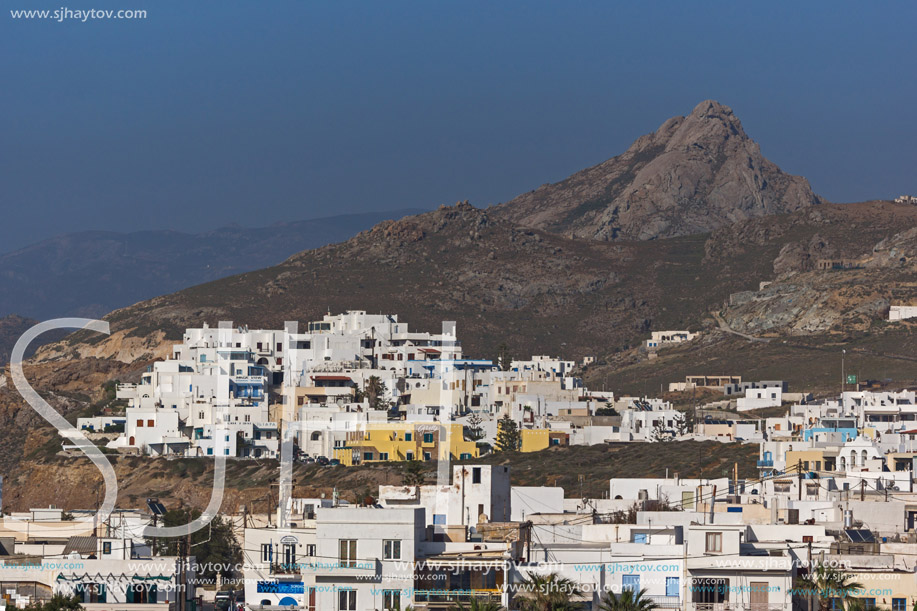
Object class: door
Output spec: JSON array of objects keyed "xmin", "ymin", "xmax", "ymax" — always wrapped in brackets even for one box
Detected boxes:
[{"xmin": 749, "ymin": 581, "xmax": 768, "ymax": 610}]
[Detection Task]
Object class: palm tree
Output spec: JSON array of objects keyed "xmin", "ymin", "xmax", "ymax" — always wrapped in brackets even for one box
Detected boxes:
[
  {"xmin": 598, "ymin": 588, "xmax": 658, "ymax": 611},
  {"xmin": 514, "ymin": 573, "xmax": 578, "ymax": 611},
  {"xmin": 795, "ymin": 564, "xmax": 864, "ymax": 611},
  {"xmin": 451, "ymin": 599, "xmax": 504, "ymax": 611},
  {"xmin": 845, "ymin": 599, "xmax": 866, "ymax": 611},
  {"xmin": 363, "ymin": 375, "xmax": 387, "ymax": 410}
]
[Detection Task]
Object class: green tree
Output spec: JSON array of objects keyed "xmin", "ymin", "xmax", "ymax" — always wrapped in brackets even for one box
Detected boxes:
[
  {"xmin": 515, "ymin": 573, "xmax": 578, "ymax": 611},
  {"xmin": 495, "ymin": 414, "xmax": 521, "ymax": 452},
  {"xmin": 495, "ymin": 342, "xmax": 512, "ymax": 371},
  {"xmin": 152, "ymin": 509, "xmax": 241, "ymax": 582},
  {"xmin": 674, "ymin": 410, "xmax": 694, "ymax": 435},
  {"xmin": 795, "ymin": 564, "xmax": 864, "ymax": 611},
  {"xmin": 598, "ymin": 588, "xmax": 658, "ymax": 611},
  {"xmin": 26, "ymin": 595, "xmax": 83, "ymax": 611},
  {"xmin": 465, "ymin": 412, "xmax": 485, "ymax": 442},
  {"xmin": 363, "ymin": 376, "xmax": 388, "ymax": 410}
]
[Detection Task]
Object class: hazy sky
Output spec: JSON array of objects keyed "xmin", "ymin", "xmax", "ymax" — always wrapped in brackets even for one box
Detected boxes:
[{"xmin": 2, "ymin": 1, "xmax": 915, "ymax": 252}]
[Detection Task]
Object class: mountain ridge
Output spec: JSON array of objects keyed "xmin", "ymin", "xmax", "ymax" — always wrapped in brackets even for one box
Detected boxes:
[
  {"xmin": 0, "ymin": 208, "xmax": 425, "ymax": 320},
  {"xmin": 495, "ymin": 100, "xmax": 823, "ymax": 240}
]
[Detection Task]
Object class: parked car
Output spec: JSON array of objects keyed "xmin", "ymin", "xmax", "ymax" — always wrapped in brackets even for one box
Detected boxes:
[
  {"xmin": 329, "ymin": 458, "xmax": 341, "ymax": 466},
  {"xmin": 315, "ymin": 456, "xmax": 329, "ymax": 466}
]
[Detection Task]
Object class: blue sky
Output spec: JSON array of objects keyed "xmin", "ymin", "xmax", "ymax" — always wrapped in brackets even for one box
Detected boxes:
[{"xmin": 2, "ymin": 1, "xmax": 915, "ymax": 251}]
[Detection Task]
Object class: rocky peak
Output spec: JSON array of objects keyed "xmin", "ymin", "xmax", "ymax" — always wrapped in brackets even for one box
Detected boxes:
[{"xmin": 494, "ymin": 100, "xmax": 822, "ymax": 240}]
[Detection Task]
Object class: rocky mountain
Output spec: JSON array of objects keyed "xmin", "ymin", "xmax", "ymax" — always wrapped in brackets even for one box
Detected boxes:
[
  {"xmin": 495, "ymin": 100, "xmax": 823, "ymax": 240},
  {"xmin": 4, "ymin": 199, "xmax": 917, "ymax": 510},
  {"xmin": 0, "ymin": 208, "xmax": 424, "ymax": 321},
  {"xmin": 0, "ymin": 314, "xmax": 37, "ymax": 366}
]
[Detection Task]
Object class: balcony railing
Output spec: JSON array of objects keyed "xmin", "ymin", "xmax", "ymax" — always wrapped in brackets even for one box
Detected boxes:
[
  {"xmin": 693, "ymin": 605, "xmax": 787, "ymax": 611},
  {"xmin": 269, "ymin": 562, "xmax": 299, "ymax": 575},
  {"xmin": 757, "ymin": 458, "xmax": 774, "ymax": 467},
  {"xmin": 645, "ymin": 595, "xmax": 680, "ymax": 609},
  {"xmin": 414, "ymin": 590, "xmax": 501, "ymax": 607}
]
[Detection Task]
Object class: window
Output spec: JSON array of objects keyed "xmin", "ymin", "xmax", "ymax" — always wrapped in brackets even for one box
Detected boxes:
[
  {"xmin": 383, "ymin": 539, "xmax": 401, "ymax": 560},
  {"xmin": 379, "ymin": 452, "xmax": 389, "ymax": 460},
  {"xmin": 207, "ymin": 448, "xmax": 213, "ymax": 456},
  {"xmin": 338, "ymin": 589, "xmax": 356, "ymax": 611},
  {"xmin": 136, "ymin": 420, "xmax": 144, "ymax": 427},
  {"xmin": 147, "ymin": 419, "xmax": 154, "ymax": 427},
  {"xmin": 404, "ymin": 433, "xmax": 412, "ymax": 441},
  {"xmin": 79, "ymin": 583, "xmax": 106, "ymax": 604},
  {"xmin": 305, "ymin": 544, "xmax": 316, "ymax": 557},
  {"xmin": 423, "ymin": 452, "xmax": 432, "ymax": 460},
  {"xmin": 364, "ymin": 452, "xmax": 374, "ymax": 461},
  {"xmin": 692, "ymin": 578, "xmax": 727, "ymax": 604},
  {"xmin": 472, "ymin": 467, "xmax": 482, "ymax": 484},
  {"xmin": 622, "ymin": 575, "xmax": 639, "ymax": 592},
  {"xmin": 632, "ymin": 532, "xmax": 647, "ymax": 544},
  {"xmin": 423, "ymin": 432, "xmax": 434, "ymax": 443},
  {"xmin": 277, "ymin": 342, "xmax": 282, "ymax": 352},
  {"xmin": 862, "ymin": 600, "xmax": 876, "ymax": 610},
  {"xmin": 261, "ymin": 543, "xmax": 273, "ymax": 563},
  {"xmin": 339, "ymin": 539, "xmax": 357, "ymax": 568},
  {"xmin": 666, "ymin": 576, "xmax": 679, "ymax": 597},
  {"xmin": 892, "ymin": 599, "xmax": 906, "ymax": 611},
  {"xmin": 102, "ymin": 541, "xmax": 112, "ymax": 555},
  {"xmin": 705, "ymin": 532, "xmax": 723, "ymax": 553},
  {"xmin": 283, "ymin": 543, "xmax": 296, "ymax": 567},
  {"xmin": 460, "ymin": 453, "xmax": 472, "ymax": 460},
  {"xmin": 382, "ymin": 590, "xmax": 400, "ymax": 611},
  {"xmin": 406, "ymin": 452, "xmax": 414, "ymax": 460}
]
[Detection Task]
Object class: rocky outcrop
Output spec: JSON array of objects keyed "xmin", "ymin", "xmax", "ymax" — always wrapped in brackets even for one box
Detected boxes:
[{"xmin": 495, "ymin": 100, "xmax": 823, "ymax": 240}]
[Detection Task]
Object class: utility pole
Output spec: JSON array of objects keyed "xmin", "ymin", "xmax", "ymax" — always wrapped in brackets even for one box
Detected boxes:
[
  {"xmin": 798, "ymin": 460, "xmax": 803, "ymax": 501},
  {"xmin": 807, "ymin": 540, "xmax": 813, "ymax": 611},
  {"xmin": 842, "ymin": 349, "xmax": 846, "ymax": 396},
  {"xmin": 861, "ymin": 479, "xmax": 865, "ymax": 502},
  {"xmin": 733, "ymin": 462, "xmax": 738, "ymax": 502},
  {"xmin": 176, "ymin": 535, "xmax": 186, "ymax": 611}
]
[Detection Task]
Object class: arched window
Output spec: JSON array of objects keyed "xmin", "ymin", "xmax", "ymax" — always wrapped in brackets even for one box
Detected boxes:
[{"xmin": 311, "ymin": 431, "xmax": 322, "ymax": 441}]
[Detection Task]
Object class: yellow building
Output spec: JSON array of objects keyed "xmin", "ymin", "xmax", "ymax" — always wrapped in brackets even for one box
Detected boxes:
[
  {"xmin": 520, "ymin": 428, "xmax": 569, "ymax": 453},
  {"xmin": 333, "ymin": 422, "xmax": 478, "ymax": 465},
  {"xmin": 785, "ymin": 448, "xmax": 830, "ymax": 473}
]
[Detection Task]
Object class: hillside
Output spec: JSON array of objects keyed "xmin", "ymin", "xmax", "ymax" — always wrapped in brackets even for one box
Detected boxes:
[
  {"xmin": 495, "ymin": 100, "xmax": 822, "ymax": 240},
  {"xmin": 0, "ymin": 208, "xmax": 424, "ymax": 321},
  {"xmin": 0, "ymin": 441, "xmax": 758, "ymax": 512},
  {"xmin": 0, "ymin": 314, "xmax": 37, "ymax": 366}
]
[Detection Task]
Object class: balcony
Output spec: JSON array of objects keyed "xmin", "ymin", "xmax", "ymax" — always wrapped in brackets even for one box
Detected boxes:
[
  {"xmin": 757, "ymin": 458, "xmax": 774, "ymax": 467},
  {"xmin": 302, "ymin": 557, "xmax": 381, "ymax": 579},
  {"xmin": 693, "ymin": 606, "xmax": 786, "ymax": 611},
  {"xmin": 645, "ymin": 596, "xmax": 680, "ymax": 609},
  {"xmin": 269, "ymin": 562, "xmax": 300, "ymax": 576},
  {"xmin": 414, "ymin": 590, "xmax": 501, "ymax": 608}
]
